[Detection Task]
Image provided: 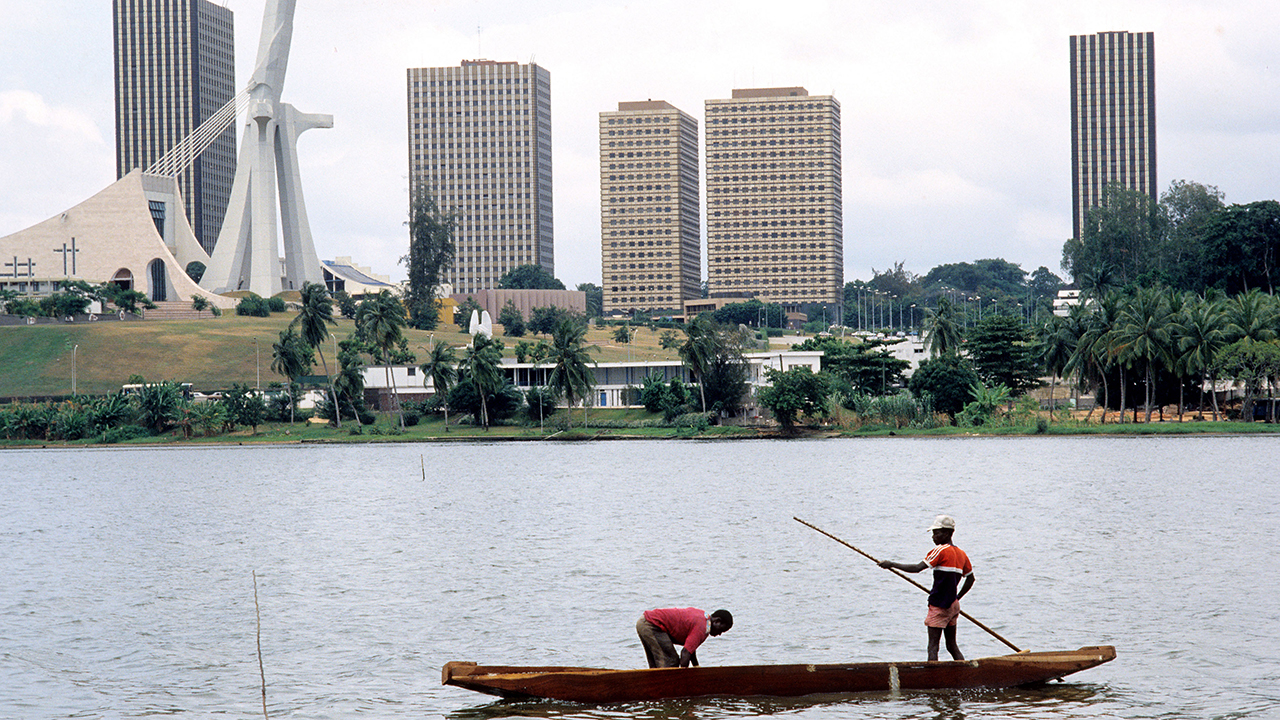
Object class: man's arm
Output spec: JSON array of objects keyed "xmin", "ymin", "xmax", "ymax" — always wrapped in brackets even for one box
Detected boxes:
[
  {"xmin": 957, "ymin": 573, "xmax": 975, "ymax": 600},
  {"xmin": 879, "ymin": 559, "xmax": 928, "ymax": 573},
  {"xmin": 679, "ymin": 648, "xmax": 698, "ymax": 667}
]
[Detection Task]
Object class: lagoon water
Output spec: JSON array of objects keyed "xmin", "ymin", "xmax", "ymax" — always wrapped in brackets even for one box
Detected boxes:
[{"xmin": 2, "ymin": 436, "xmax": 1277, "ymax": 719}]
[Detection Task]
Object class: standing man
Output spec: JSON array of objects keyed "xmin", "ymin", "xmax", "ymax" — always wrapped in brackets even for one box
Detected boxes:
[
  {"xmin": 636, "ymin": 607, "xmax": 733, "ymax": 668},
  {"xmin": 879, "ymin": 514, "xmax": 975, "ymax": 661}
]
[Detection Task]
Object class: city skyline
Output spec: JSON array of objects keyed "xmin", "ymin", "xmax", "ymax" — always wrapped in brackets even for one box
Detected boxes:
[{"xmin": 3, "ymin": 1, "xmax": 1278, "ymax": 290}]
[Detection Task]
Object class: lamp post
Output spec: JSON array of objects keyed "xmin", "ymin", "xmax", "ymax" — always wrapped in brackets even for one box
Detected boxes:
[
  {"xmin": 253, "ymin": 337, "xmax": 260, "ymax": 390},
  {"xmin": 910, "ymin": 304, "xmax": 916, "ymax": 335},
  {"xmin": 72, "ymin": 344, "xmax": 78, "ymax": 395}
]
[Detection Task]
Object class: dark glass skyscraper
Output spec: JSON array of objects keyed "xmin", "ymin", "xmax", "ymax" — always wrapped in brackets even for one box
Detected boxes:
[
  {"xmin": 1069, "ymin": 31, "xmax": 1156, "ymax": 240},
  {"xmin": 113, "ymin": 0, "xmax": 235, "ymax": 255}
]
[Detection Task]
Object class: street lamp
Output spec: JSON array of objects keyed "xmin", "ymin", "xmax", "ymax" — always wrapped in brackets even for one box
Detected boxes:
[
  {"xmin": 72, "ymin": 344, "xmax": 78, "ymax": 395},
  {"xmin": 253, "ymin": 337, "xmax": 260, "ymax": 390}
]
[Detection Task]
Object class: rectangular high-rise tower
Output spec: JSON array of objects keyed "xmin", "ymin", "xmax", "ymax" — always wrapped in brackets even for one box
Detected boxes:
[
  {"xmin": 705, "ymin": 87, "xmax": 843, "ymax": 315},
  {"xmin": 1070, "ymin": 31, "xmax": 1156, "ymax": 240},
  {"xmin": 113, "ymin": 0, "xmax": 236, "ymax": 256},
  {"xmin": 407, "ymin": 60, "xmax": 554, "ymax": 295},
  {"xmin": 600, "ymin": 101, "xmax": 701, "ymax": 316}
]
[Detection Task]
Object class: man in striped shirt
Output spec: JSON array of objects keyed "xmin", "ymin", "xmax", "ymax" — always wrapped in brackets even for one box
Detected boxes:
[{"xmin": 879, "ymin": 514, "xmax": 975, "ymax": 661}]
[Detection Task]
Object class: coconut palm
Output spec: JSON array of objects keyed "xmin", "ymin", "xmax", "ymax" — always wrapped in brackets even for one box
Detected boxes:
[
  {"xmin": 420, "ymin": 342, "xmax": 457, "ymax": 431},
  {"xmin": 923, "ymin": 296, "xmax": 964, "ymax": 358},
  {"xmin": 271, "ymin": 327, "xmax": 313, "ymax": 423},
  {"xmin": 1223, "ymin": 288, "xmax": 1279, "ymax": 345},
  {"xmin": 357, "ymin": 291, "xmax": 409, "ymax": 428},
  {"xmin": 459, "ymin": 333, "xmax": 504, "ymax": 429},
  {"xmin": 1174, "ymin": 293, "xmax": 1229, "ymax": 420},
  {"xmin": 1111, "ymin": 287, "xmax": 1174, "ymax": 422},
  {"xmin": 1036, "ymin": 314, "xmax": 1078, "ymax": 421},
  {"xmin": 291, "ymin": 282, "xmax": 341, "ymax": 428},
  {"xmin": 545, "ymin": 317, "xmax": 597, "ymax": 429},
  {"xmin": 679, "ymin": 314, "xmax": 718, "ymax": 412},
  {"xmin": 1068, "ymin": 292, "xmax": 1121, "ymax": 423}
]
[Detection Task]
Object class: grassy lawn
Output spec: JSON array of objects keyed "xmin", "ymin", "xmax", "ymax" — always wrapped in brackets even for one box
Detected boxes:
[{"xmin": 0, "ymin": 313, "xmax": 688, "ymax": 398}]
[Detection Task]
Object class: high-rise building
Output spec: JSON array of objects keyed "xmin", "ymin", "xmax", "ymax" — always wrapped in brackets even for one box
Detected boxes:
[
  {"xmin": 1069, "ymin": 31, "xmax": 1156, "ymax": 240},
  {"xmin": 600, "ymin": 101, "xmax": 701, "ymax": 316},
  {"xmin": 705, "ymin": 87, "xmax": 843, "ymax": 316},
  {"xmin": 407, "ymin": 60, "xmax": 553, "ymax": 295},
  {"xmin": 113, "ymin": 0, "xmax": 236, "ymax": 255}
]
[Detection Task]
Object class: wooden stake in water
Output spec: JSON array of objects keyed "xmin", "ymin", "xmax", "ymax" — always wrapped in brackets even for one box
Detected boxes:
[{"xmin": 253, "ymin": 571, "xmax": 269, "ymax": 719}]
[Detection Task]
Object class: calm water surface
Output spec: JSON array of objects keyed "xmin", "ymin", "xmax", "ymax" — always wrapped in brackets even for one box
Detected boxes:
[{"xmin": 1, "ymin": 437, "xmax": 1277, "ymax": 719}]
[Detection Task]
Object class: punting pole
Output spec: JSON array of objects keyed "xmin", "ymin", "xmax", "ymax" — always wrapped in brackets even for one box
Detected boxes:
[{"xmin": 794, "ymin": 516, "xmax": 1022, "ymax": 653}]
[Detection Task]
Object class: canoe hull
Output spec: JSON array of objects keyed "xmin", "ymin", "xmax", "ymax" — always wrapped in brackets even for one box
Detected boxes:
[{"xmin": 443, "ymin": 645, "xmax": 1116, "ymax": 703}]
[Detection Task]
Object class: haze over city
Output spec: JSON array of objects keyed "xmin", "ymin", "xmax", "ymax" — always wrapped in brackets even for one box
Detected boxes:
[{"xmin": 2, "ymin": 0, "xmax": 1277, "ymax": 289}]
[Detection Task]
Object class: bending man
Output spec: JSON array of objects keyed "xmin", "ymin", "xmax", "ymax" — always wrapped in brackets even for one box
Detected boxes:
[{"xmin": 636, "ymin": 607, "xmax": 733, "ymax": 668}]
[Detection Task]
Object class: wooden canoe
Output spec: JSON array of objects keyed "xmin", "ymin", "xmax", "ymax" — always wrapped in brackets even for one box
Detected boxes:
[{"xmin": 442, "ymin": 645, "xmax": 1116, "ymax": 703}]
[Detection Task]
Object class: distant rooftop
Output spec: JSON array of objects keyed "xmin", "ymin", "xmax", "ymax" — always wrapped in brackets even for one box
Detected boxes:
[
  {"xmin": 731, "ymin": 87, "xmax": 809, "ymax": 98},
  {"xmin": 616, "ymin": 100, "xmax": 677, "ymax": 111}
]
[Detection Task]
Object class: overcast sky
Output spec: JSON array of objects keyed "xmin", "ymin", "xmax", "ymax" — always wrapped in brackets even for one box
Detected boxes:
[{"xmin": 2, "ymin": 0, "xmax": 1277, "ymax": 289}]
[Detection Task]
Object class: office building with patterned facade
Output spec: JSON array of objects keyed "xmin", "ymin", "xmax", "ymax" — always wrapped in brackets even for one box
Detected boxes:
[
  {"xmin": 704, "ymin": 87, "xmax": 843, "ymax": 318},
  {"xmin": 407, "ymin": 60, "xmax": 554, "ymax": 295},
  {"xmin": 1069, "ymin": 31, "xmax": 1156, "ymax": 240},
  {"xmin": 113, "ymin": 0, "xmax": 235, "ymax": 255},
  {"xmin": 599, "ymin": 101, "xmax": 701, "ymax": 316}
]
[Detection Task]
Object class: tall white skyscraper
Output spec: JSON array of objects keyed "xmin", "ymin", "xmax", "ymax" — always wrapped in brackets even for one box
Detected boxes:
[
  {"xmin": 600, "ymin": 100, "xmax": 701, "ymax": 316},
  {"xmin": 704, "ymin": 87, "xmax": 843, "ymax": 314},
  {"xmin": 407, "ymin": 60, "xmax": 554, "ymax": 294}
]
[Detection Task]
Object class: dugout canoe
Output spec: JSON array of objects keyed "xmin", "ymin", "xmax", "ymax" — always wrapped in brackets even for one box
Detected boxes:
[{"xmin": 442, "ymin": 645, "xmax": 1116, "ymax": 703}]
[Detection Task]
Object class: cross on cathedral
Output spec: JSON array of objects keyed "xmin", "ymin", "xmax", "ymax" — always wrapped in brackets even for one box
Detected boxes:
[
  {"xmin": 54, "ymin": 238, "xmax": 80, "ymax": 276},
  {"xmin": 3, "ymin": 256, "xmax": 36, "ymax": 279}
]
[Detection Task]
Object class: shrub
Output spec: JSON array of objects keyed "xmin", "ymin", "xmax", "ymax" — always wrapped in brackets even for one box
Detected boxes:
[
  {"xmin": 98, "ymin": 425, "xmax": 152, "ymax": 444},
  {"xmin": 403, "ymin": 412, "xmax": 420, "ymax": 427},
  {"xmin": 267, "ymin": 296, "xmax": 286, "ymax": 313},
  {"xmin": 236, "ymin": 294, "xmax": 270, "ymax": 317}
]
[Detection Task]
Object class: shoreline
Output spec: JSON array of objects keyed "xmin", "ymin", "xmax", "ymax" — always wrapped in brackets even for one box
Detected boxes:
[{"xmin": 3, "ymin": 419, "xmax": 1278, "ymax": 450}]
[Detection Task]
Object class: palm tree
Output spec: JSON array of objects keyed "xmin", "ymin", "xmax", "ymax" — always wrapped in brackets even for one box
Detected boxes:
[
  {"xmin": 332, "ymin": 335, "xmax": 367, "ymax": 427},
  {"xmin": 1223, "ymin": 289, "xmax": 1279, "ymax": 345},
  {"xmin": 545, "ymin": 317, "xmax": 597, "ymax": 429},
  {"xmin": 679, "ymin": 314, "xmax": 718, "ymax": 412},
  {"xmin": 1036, "ymin": 314, "xmax": 1077, "ymax": 421},
  {"xmin": 357, "ymin": 291, "xmax": 409, "ymax": 428},
  {"xmin": 460, "ymin": 333, "xmax": 504, "ymax": 429},
  {"xmin": 1111, "ymin": 287, "xmax": 1173, "ymax": 422},
  {"xmin": 1174, "ymin": 293, "xmax": 1228, "ymax": 420},
  {"xmin": 420, "ymin": 342, "xmax": 457, "ymax": 431},
  {"xmin": 1068, "ymin": 292, "xmax": 1120, "ymax": 423},
  {"xmin": 270, "ymin": 327, "xmax": 313, "ymax": 423},
  {"xmin": 923, "ymin": 296, "xmax": 964, "ymax": 357},
  {"xmin": 291, "ymin": 282, "xmax": 341, "ymax": 428}
]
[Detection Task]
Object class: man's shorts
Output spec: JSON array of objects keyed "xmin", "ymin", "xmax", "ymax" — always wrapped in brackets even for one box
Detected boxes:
[{"xmin": 925, "ymin": 601, "xmax": 961, "ymax": 628}]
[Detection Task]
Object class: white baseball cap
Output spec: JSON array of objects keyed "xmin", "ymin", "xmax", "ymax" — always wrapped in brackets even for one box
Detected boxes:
[{"xmin": 927, "ymin": 515, "xmax": 956, "ymax": 532}]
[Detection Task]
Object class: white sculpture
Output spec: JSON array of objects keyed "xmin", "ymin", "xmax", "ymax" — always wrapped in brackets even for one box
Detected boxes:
[
  {"xmin": 468, "ymin": 309, "xmax": 493, "ymax": 339},
  {"xmin": 200, "ymin": 0, "xmax": 330, "ymax": 297}
]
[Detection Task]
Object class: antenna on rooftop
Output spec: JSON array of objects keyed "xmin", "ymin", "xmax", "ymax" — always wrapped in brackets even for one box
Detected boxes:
[{"xmin": 477, "ymin": 25, "xmax": 482, "ymax": 57}]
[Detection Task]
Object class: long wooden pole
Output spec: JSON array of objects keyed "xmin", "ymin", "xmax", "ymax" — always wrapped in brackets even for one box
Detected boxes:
[{"xmin": 794, "ymin": 517, "xmax": 1022, "ymax": 653}]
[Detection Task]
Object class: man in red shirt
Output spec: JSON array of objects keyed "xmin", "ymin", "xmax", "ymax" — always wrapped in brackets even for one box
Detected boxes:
[
  {"xmin": 636, "ymin": 607, "xmax": 733, "ymax": 667},
  {"xmin": 879, "ymin": 514, "xmax": 975, "ymax": 661}
]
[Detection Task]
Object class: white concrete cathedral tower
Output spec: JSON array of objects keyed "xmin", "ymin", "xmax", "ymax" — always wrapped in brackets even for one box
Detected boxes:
[{"xmin": 201, "ymin": 0, "xmax": 330, "ymax": 296}]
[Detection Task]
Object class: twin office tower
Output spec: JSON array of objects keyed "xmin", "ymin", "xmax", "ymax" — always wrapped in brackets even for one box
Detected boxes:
[{"xmin": 408, "ymin": 61, "xmax": 844, "ymax": 317}]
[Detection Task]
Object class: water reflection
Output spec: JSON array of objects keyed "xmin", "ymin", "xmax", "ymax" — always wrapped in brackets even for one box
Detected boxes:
[{"xmin": 445, "ymin": 683, "xmax": 1111, "ymax": 720}]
